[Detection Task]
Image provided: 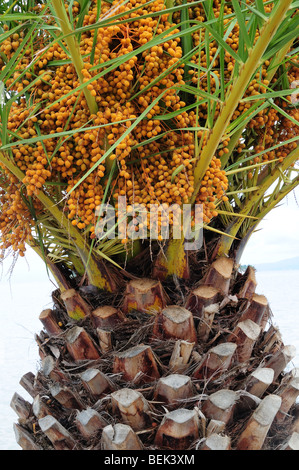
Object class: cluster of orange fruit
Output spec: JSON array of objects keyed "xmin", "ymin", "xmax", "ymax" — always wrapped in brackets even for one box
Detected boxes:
[
  {"xmin": 185, "ymin": 1, "xmax": 298, "ymax": 167},
  {"xmin": 0, "ymin": 169, "xmax": 37, "ymax": 257},
  {"xmin": 0, "ymin": 0, "xmax": 297, "ymax": 256}
]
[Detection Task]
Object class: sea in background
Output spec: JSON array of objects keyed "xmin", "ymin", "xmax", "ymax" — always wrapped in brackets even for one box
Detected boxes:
[
  {"xmin": 253, "ymin": 269, "xmax": 299, "ymax": 368},
  {"xmin": 0, "ymin": 268, "xmax": 298, "ymax": 450},
  {"xmin": 0, "ymin": 280, "xmax": 52, "ymax": 451}
]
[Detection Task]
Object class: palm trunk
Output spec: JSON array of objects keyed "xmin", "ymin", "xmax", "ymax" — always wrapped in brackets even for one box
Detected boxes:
[{"xmin": 11, "ymin": 257, "xmax": 299, "ymax": 451}]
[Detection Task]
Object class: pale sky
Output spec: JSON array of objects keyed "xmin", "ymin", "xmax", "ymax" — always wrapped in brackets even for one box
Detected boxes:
[{"xmin": 241, "ymin": 187, "xmax": 299, "ymax": 265}]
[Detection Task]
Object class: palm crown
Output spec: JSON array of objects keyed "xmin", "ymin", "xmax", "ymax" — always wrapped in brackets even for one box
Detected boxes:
[{"xmin": 2, "ymin": 0, "xmax": 299, "ymax": 452}]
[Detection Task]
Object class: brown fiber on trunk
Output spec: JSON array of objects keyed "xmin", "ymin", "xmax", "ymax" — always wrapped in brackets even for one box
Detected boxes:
[{"xmin": 11, "ymin": 259, "xmax": 298, "ymax": 451}]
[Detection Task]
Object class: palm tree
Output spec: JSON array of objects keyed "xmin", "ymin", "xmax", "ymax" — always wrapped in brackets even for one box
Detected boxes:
[{"xmin": 1, "ymin": 0, "xmax": 299, "ymax": 451}]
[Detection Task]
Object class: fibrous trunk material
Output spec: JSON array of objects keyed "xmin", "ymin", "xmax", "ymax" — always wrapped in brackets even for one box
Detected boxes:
[{"xmin": 11, "ymin": 258, "xmax": 299, "ymax": 451}]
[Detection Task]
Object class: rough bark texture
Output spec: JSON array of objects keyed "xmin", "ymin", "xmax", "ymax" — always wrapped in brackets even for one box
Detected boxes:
[{"xmin": 11, "ymin": 259, "xmax": 298, "ymax": 450}]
